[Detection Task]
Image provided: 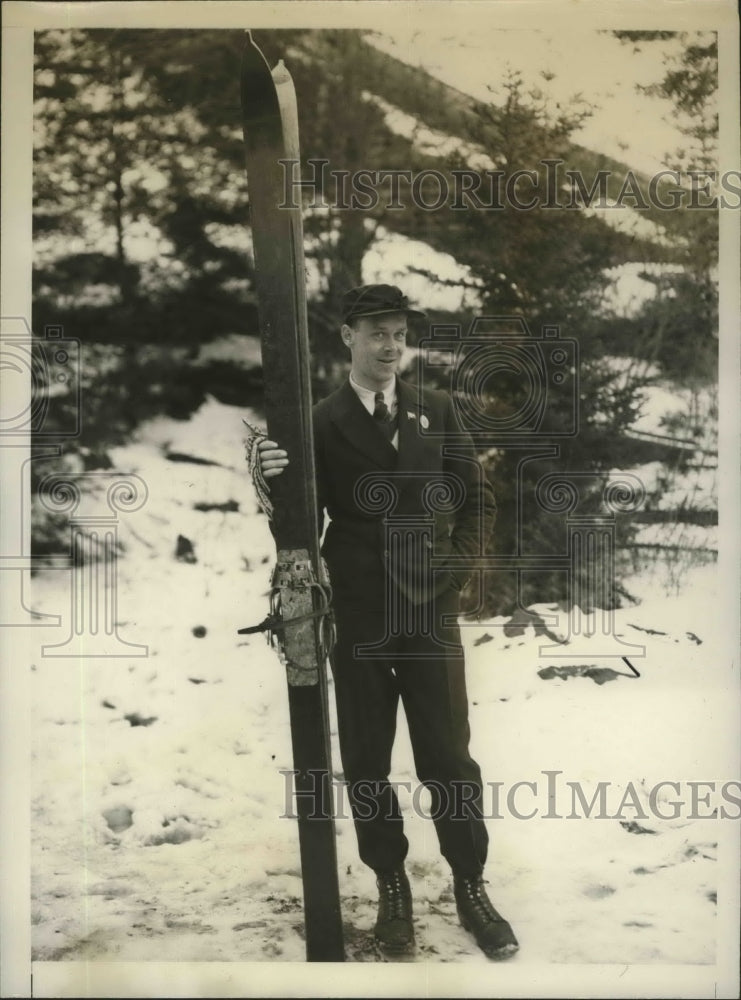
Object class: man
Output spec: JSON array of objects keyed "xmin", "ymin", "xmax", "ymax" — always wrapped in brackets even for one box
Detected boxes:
[{"xmin": 257, "ymin": 283, "xmax": 518, "ymax": 960}]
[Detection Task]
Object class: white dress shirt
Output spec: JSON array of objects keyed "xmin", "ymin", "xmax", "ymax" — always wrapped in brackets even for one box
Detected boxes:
[{"xmin": 349, "ymin": 372, "xmax": 399, "ymax": 449}]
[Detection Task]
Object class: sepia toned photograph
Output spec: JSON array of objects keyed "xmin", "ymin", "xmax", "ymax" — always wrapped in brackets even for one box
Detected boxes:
[{"xmin": 1, "ymin": 1, "xmax": 739, "ymax": 997}]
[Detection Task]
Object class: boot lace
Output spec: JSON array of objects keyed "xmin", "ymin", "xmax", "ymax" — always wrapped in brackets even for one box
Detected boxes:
[
  {"xmin": 459, "ymin": 877, "xmax": 501, "ymax": 924},
  {"xmin": 377, "ymin": 870, "xmax": 411, "ymax": 920}
]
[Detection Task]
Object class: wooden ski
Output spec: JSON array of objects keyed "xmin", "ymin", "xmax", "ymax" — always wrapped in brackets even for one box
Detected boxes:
[{"xmin": 240, "ymin": 31, "xmax": 344, "ymax": 962}]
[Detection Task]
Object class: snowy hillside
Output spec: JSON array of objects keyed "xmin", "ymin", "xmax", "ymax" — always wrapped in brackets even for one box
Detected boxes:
[{"xmin": 28, "ymin": 398, "xmax": 733, "ymax": 974}]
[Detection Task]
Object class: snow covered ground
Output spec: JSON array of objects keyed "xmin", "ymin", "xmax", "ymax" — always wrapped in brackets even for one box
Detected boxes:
[{"xmin": 27, "ymin": 398, "xmax": 735, "ymax": 980}]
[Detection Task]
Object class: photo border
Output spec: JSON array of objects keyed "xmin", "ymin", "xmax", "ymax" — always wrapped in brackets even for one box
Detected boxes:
[{"xmin": 2, "ymin": 2, "xmax": 739, "ymax": 997}]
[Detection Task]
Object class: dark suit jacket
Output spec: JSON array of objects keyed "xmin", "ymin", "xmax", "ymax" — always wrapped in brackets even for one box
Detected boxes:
[{"xmin": 314, "ymin": 378, "xmax": 496, "ymax": 606}]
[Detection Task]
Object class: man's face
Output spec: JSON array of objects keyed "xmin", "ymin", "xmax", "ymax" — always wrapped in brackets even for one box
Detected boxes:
[{"xmin": 341, "ymin": 312, "xmax": 408, "ymax": 390}]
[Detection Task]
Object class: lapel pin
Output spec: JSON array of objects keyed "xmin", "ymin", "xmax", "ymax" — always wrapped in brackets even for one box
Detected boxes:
[
  {"xmin": 420, "ymin": 414, "xmax": 430, "ymax": 429},
  {"xmin": 407, "ymin": 410, "xmax": 416, "ymax": 420}
]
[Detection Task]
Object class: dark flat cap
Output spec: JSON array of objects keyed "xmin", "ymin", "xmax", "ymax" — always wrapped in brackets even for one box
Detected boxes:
[{"xmin": 342, "ymin": 284, "xmax": 426, "ymax": 323}]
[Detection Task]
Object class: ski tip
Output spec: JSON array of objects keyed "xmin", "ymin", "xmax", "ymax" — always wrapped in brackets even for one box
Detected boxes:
[{"xmin": 272, "ymin": 59, "xmax": 292, "ymax": 86}]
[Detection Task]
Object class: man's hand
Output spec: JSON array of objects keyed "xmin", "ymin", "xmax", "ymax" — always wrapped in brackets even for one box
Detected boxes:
[{"xmin": 257, "ymin": 439, "xmax": 289, "ymax": 479}]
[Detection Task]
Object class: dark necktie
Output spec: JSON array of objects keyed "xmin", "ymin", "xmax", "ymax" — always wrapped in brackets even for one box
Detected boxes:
[{"xmin": 373, "ymin": 391, "xmax": 397, "ymax": 441}]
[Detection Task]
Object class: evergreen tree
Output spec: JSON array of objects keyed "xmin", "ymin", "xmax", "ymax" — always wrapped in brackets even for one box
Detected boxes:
[
  {"xmin": 612, "ymin": 30, "xmax": 718, "ymax": 386},
  {"xmin": 410, "ymin": 69, "xmax": 652, "ymax": 613},
  {"xmin": 32, "ymin": 28, "xmax": 663, "ymax": 606}
]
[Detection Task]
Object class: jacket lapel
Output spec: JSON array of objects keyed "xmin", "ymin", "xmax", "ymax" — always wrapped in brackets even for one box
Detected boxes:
[
  {"xmin": 329, "ymin": 380, "xmax": 398, "ymax": 469},
  {"xmin": 397, "ymin": 378, "xmax": 434, "ymax": 475}
]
